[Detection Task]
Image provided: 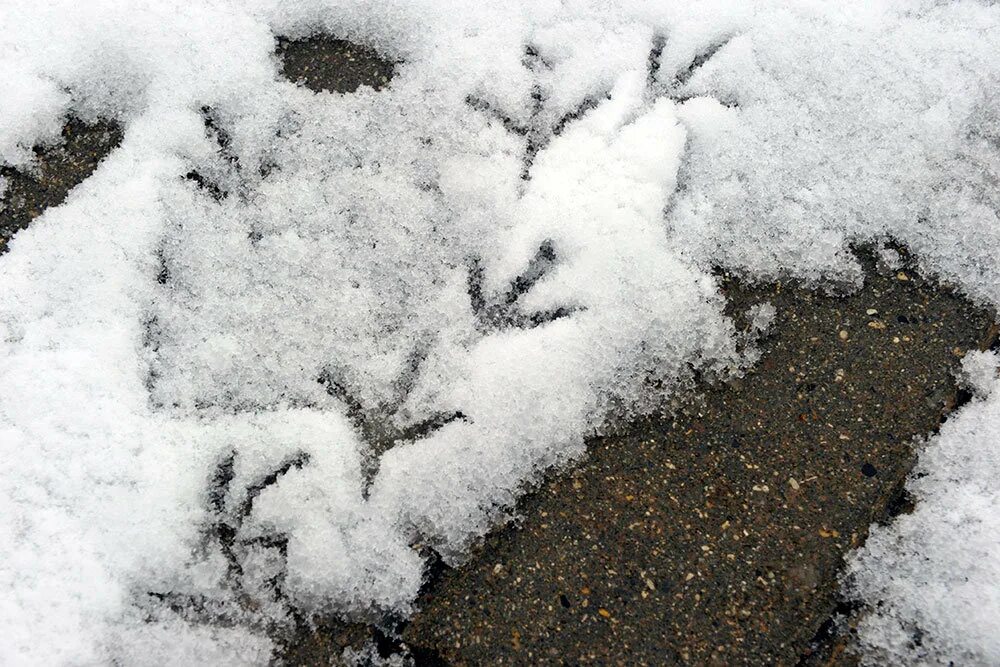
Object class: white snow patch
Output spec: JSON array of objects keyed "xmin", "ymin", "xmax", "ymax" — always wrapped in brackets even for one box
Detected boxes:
[{"xmin": 960, "ymin": 350, "xmax": 1000, "ymax": 399}]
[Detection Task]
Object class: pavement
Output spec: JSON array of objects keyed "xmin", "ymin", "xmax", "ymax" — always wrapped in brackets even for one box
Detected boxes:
[
  {"xmin": 0, "ymin": 118, "xmax": 121, "ymax": 254},
  {"xmin": 395, "ymin": 257, "xmax": 995, "ymax": 665},
  {"xmin": 1, "ymin": 35, "xmax": 996, "ymax": 667}
]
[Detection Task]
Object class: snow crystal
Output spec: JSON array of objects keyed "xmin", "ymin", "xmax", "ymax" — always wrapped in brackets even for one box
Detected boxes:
[
  {"xmin": 2, "ymin": 0, "xmax": 1000, "ymax": 664},
  {"xmin": 746, "ymin": 302, "xmax": 776, "ymax": 337},
  {"xmin": 960, "ymin": 350, "xmax": 999, "ymax": 399}
]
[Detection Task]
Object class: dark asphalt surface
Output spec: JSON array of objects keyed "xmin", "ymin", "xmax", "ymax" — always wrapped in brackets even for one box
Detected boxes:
[
  {"xmin": 1, "ymin": 35, "xmax": 995, "ymax": 667},
  {"xmin": 0, "ymin": 119, "xmax": 121, "ymax": 254},
  {"xmin": 397, "ymin": 256, "xmax": 994, "ymax": 665}
]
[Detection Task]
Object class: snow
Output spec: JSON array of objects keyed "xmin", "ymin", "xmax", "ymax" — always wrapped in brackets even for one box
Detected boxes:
[
  {"xmin": 845, "ymin": 351, "xmax": 1000, "ymax": 665},
  {"xmin": 1, "ymin": 0, "xmax": 1000, "ymax": 664}
]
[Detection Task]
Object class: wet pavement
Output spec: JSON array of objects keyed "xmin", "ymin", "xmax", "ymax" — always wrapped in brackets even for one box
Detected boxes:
[{"xmin": 1, "ymin": 34, "xmax": 996, "ymax": 666}]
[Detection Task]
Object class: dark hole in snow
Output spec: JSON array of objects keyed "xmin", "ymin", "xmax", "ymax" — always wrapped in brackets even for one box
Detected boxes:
[
  {"xmin": 938, "ymin": 387, "xmax": 976, "ymax": 425},
  {"xmin": 952, "ymin": 387, "xmax": 974, "ymax": 412},
  {"xmin": 365, "ymin": 627, "xmax": 449, "ymax": 667},
  {"xmin": 879, "ymin": 486, "xmax": 916, "ymax": 524},
  {"xmin": 182, "ymin": 169, "xmax": 226, "ymax": 200},
  {"xmin": 796, "ymin": 599, "xmax": 864, "ymax": 665},
  {"xmin": 277, "ymin": 546, "xmax": 453, "ymax": 664},
  {"xmin": 276, "ymin": 35, "xmax": 397, "ymax": 94}
]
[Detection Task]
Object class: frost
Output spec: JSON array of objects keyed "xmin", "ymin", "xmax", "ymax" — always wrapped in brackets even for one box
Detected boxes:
[{"xmin": 2, "ymin": 0, "xmax": 1000, "ymax": 664}]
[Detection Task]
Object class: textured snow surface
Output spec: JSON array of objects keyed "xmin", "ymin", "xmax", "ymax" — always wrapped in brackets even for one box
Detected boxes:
[{"xmin": 1, "ymin": 1, "xmax": 999, "ymax": 664}]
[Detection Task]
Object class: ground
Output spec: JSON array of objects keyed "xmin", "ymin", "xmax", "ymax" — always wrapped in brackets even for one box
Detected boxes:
[{"xmin": 1, "ymin": 35, "xmax": 995, "ymax": 666}]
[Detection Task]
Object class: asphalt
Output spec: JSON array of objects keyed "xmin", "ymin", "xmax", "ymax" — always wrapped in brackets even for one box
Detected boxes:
[
  {"xmin": 396, "ymin": 255, "xmax": 995, "ymax": 665},
  {"xmin": 0, "ymin": 118, "xmax": 122, "ymax": 254},
  {"xmin": 1, "ymin": 35, "xmax": 995, "ymax": 667}
]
